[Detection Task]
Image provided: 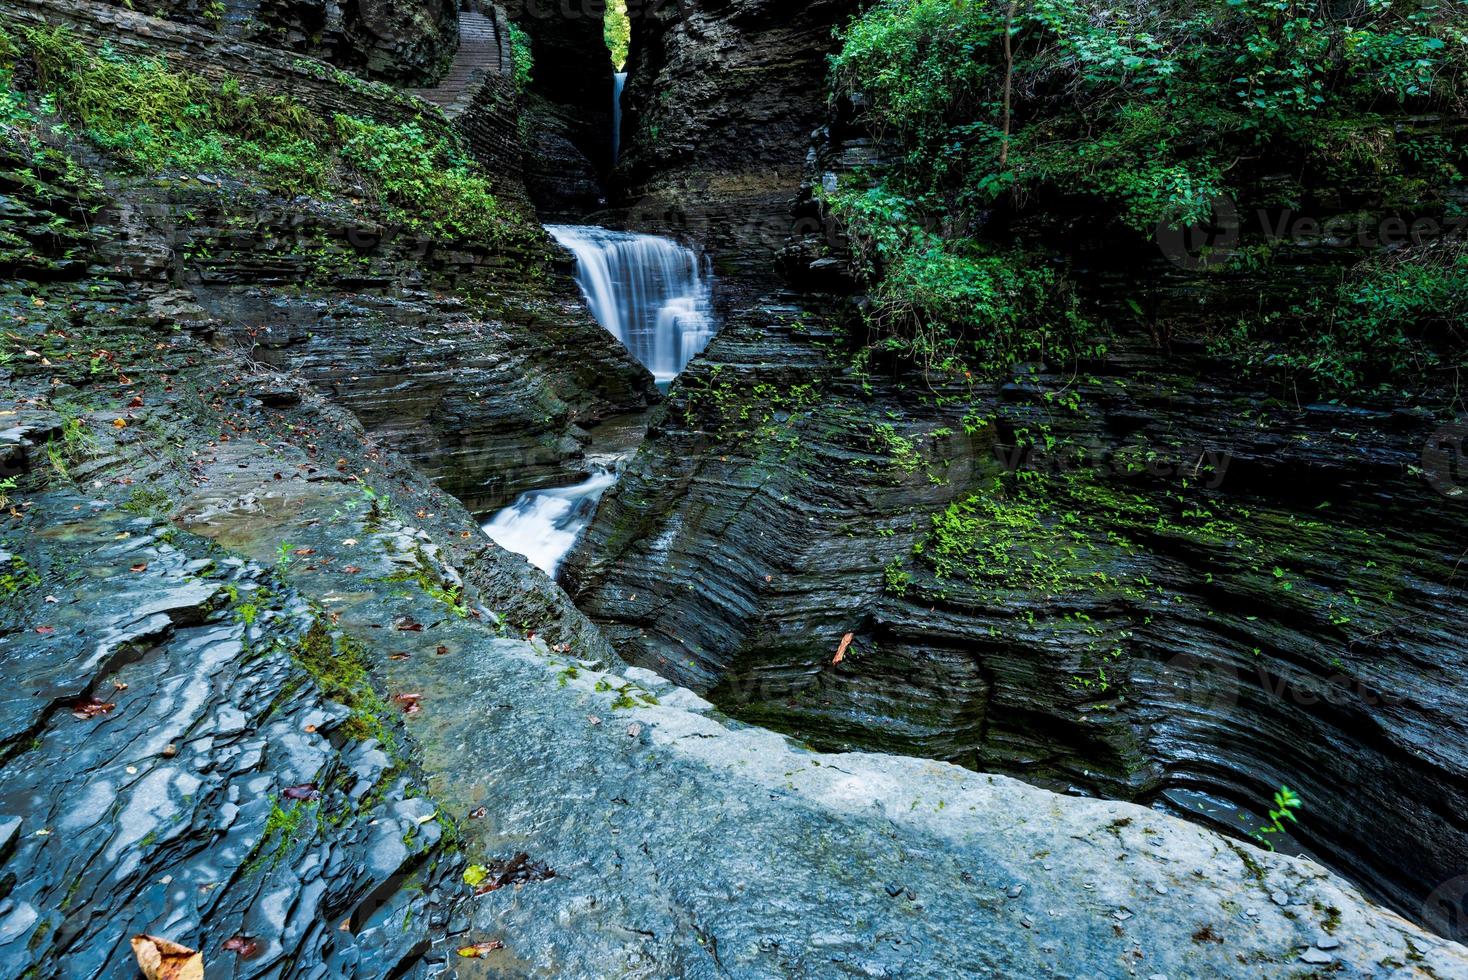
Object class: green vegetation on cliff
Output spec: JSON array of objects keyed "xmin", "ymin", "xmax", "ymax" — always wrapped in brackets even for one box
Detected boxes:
[
  {"xmin": 1, "ymin": 24, "xmax": 536, "ymax": 246},
  {"xmin": 829, "ymin": 0, "xmax": 1467, "ymax": 392},
  {"xmin": 605, "ymin": 0, "xmax": 631, "ymax": 71}
]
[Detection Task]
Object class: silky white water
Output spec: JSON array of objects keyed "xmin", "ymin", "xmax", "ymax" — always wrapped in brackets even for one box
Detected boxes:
[
  {"xmin": 482, "ymin": 465, "xmax": 619, "ymax": 575},
  {"xmin": 544, "ymin": 224, "xmax": 715, "ymax": 382},
  {"xmin": 483, "ymin": 224, "xmax": 717, "ymax": 575},
  {"xmin": 612, "ymin": 72, "xmax": 626, "ymax": 164}
]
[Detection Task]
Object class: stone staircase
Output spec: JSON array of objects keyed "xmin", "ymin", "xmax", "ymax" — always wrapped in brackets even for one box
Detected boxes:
[{"xmin": 406, "ymin": 5, "xmax": 509, "ymax": 119}]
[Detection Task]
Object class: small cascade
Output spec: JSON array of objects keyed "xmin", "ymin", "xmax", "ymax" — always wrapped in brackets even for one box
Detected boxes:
[
  {"xmin": 482, "ymin": 225, "xmax": 718, "ymax": 576},
  {"xmin": 612, "ymin": 71, "xmax": 627, "ymax": 165},
  {"xmin": 482, "ymin": 465, "xmax": 619, "ymax": 576},
  {"xmin": 544, "ymin": 224, "xmax": 716, "ymax": 382}
]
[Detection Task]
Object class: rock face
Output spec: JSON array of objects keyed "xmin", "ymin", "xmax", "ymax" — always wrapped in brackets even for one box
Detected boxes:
[
  {"xmin": 566, "ymin": 92, "xmax": 1468, "ymax": 938},
  {"xmin": 616, "ymin": 0, "xmax": 860, "ymax": 285},
  {"xmin": 499, "ymin": 0, "xmax": 616, "ymax": 214},
  {"xmin": 6, "ymin": 0, "xmax": 1468, "ymax": 974},
  {"xmin": 94, "ymin": 0, "xmax": 460, "ymax": 84},
  {"xmin": 4, "ymin": 0, "xmax": 657, "ymax": 516},
  {"xmin": 565, "ymin": 302, "xmax": 1468, "ymax": 935}
]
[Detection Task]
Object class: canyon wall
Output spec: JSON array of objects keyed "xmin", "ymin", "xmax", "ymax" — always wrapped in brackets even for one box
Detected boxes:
[
  {"xmin": 568, "ymin": 6, "xmax": 1468, "ymax": 936},
  {"xmin": 615, "ymin": 0, "xmax": 859, "ymax": 285}
]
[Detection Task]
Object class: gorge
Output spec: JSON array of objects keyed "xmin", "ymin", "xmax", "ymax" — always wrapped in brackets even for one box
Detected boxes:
[{"xmin": 1, "ymin": 0, "xmax": 1466, "ymax": 977}]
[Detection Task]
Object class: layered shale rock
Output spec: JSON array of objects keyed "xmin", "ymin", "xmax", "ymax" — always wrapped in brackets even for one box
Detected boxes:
[
  {"xmin": 499, "ymin": 0, "xmax": 616, "ymax": 214},
  {"xmin": 91, "ymin": 0, "xmax": 460, "ymax": 83},
  {"xmin": 615, "ymin": 0, "xmax": 860, "ymax": 285},
  {"xmin": 2, "ymin": 0, "xmax": 657, "ymax": 514}
]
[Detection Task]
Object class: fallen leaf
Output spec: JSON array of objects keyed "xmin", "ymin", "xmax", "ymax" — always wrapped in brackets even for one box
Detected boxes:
[
  {"xmin": 392, "ymin": 693, "xmax": 423, "ymax": 715},
  {"xmin": 128, "ymin": 396, "xmax": 144, "ymax": 408},
  {"xmin": 282, "ymin": 783, "xmax": 320, "ymax": 801},
  {"xmin": 114, "ymin": 680, "xmax": 128, "ymax": 691},
  {"xmin": 457, "ymin": 941, "xmax": 505, "ymax": 958},
  {"xmin": 587, "ymin": 715, "xmax": 602, "ymax": 726},
  {"xmin": 833, "ymin": 631, "xmax": 854, "ymax": 665},
  {"xmin": 436, "ymin": 645, "xmax": 449, "ymax": 656},
  {"xmin": 292, "ymin": 547, "xmax": 316, "ymax": 556},
  {"xmin": 626, "ymin": 723, "xmax": 642, "ymax": 738},
  {"xmin": 35, "ymin": 625, "xmax": 55, "ymax": 635},
  {"xmin": 44, "ymin": 595, "xmax": 58, "ymax": 603},
  {"xmin": 71, "ymin": 697, "xmax": 115, "ymax": 719},
  {"xmin": 396, "ymin": 620, "xmax": 424, "ymax": 633},
  {"xmin": 468, "ymin": 806, "xmax": 488, "ymax": 819},
  {"xmin": 389, "ymin": 652, "xmax": 411, "ymax": 661},
  {"xmin": 222, "ymin": 935, "xmax": 260, "ymax": 958},
  {"xmin": 113, "ymin": 418, "xmax": 127, "ymax": 429},
  {"xmin": 130, "ymin": 935, "xmax": 203, "ymax": 980},
  {"xmin": 130, "ymin": 562, "xmax": 149, "ymax": 573},
  {"xmin": 343, "ymin": 565, "xmax": 361, "ymax": 574},
  {"xmin": 342, "ymin": 538, "xmax": 358, "ymax": 546}
]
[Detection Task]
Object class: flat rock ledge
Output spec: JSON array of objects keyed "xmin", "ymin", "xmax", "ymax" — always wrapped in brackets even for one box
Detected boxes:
[{"xmin": 2, "ymin": 357, "xmax": 1463, "ymax": 979}]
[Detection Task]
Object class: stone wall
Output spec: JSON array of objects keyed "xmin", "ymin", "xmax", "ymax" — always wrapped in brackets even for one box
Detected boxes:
[
  {"xmin": 89, "ymin": 0, "xmax": 460, "ymax": 83},
  {"xmin": 614, "ymin": 0, "xmax": 860, "ymax": 285}
]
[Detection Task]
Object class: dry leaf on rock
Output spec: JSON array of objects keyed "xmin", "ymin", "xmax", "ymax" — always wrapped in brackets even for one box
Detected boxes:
[
  {"xmin": 457, "ymin": 940, "xmax": 505, "ymax": 958},
  {"xmin": 833, "ymin": 631, "xmax": 854, "ymax": 665},
  {"xmin": 130, "ymin": 935, "xmax": 203, "ymax": 980}
]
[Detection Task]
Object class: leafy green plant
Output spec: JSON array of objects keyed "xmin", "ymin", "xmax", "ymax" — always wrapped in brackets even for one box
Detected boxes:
[
  {"xmin": 506, "ymin": 21, "xmax": 533, "ymax": 92},
  {"xmin": 604, "ymin": 0, "xmax": 631, "ymax": 70},
  {"xmin": 10, "ymin": 25, "xmax": 538, "ymax": 249},
  {"xmin": 827, "ymin": 0, "xmax": 1467, "ymax": 386},
  {"xmin": 1251, "ymin": 784, "xmax": 1302, "ymax": 851}
]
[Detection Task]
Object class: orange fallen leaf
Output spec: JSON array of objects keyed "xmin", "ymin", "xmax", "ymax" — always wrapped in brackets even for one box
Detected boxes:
[
  {"xmin": 113, "ymin": 418, "xmax": 127, "ymax": 429},
  {"xmin": 71, "ymin": 697, "xmax": 115, "ymax": 719},
  {"xmin": 457, "ymin": 940, "xmax": 505, "ymax": 958},
  {"xmin": 130, "ymin": 935, "xmax": 203, "ymax": 980},
  {"xmin": 130, "ymin": 562, "xmax": 148, "ymax": 573},
  {"xmin": 222, "ymin": 934, "xmax": 260, "ymax": 958},
  {"xmin": 833, "ymin": 631, "xmax": 854, "ymax": 665}
]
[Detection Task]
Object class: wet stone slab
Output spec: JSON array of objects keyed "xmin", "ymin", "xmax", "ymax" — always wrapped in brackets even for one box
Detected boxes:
[{"xmin": 0, "ymin": 495, "xmax": 462, "ymax": 979}]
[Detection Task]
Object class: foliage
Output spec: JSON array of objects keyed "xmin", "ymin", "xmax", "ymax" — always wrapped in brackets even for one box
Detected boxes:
[
  {"xmin": 825, "ymin": 183, "xmax": 1091, "ymax": 372},
  {"xmin": 604, "ymin": 0, "xmax": 631, "ymax": 71},
  {"xmin": 293, "ymin": 619, "xmax": 400, "ymax": 753},
  {"xmin": 829, "ymin": 0, "xmax": 1468, "ymax": 388},
  {"xmin": 6, "ymin": 25, "xmax": 535, "ymax": 247},
  {"xmin": 1251, "ymin": 784, "xmax": 1302, "ymax": 850},
  {"xmin": 1219, "ymin": 241, "xmax": 1468, "ymax": 392},
  {"xmin": 507, "ymin": 21, "xmax": 533, "ymax": 92},
  {"xmin": 335, "ymin": 115, "xmax": 526, "ymax": 244}
]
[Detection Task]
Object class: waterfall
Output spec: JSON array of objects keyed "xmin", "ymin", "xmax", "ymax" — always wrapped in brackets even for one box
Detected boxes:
[
  {"xmin": 483, "ymin": 225, "xmax": 718, "ymax": 576},
  {"xmin": 612, "ymin": 71, "xmax": 626, "ymax": 165},
  {"xmin": 545, "ymin": 224, "xmax": 715, "ymax": 382},
  {"xmin": 482, "ymin": 465, "xmax": 619, "ymax": 576}
]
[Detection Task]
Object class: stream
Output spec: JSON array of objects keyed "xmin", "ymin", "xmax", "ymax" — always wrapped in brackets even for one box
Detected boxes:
[{"xmin": 482, "ymin": 224, "xmax": 715, "ymax": 575}]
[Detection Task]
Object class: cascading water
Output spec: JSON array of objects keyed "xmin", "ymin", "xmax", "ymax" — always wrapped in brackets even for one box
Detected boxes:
[
  {"xmin": 482, "ymin": 226, "xmax": 717, "ymax": 575},
  {"xmin": 612, "ymin": 71, "xmax": 626, "ymax": 165},
  {"xmin": 481, "ymin": 465, "xmax": 619, "ymax": 575},
  {"xmin": 544, "ymin": 224, "xmax": 716, "ymax": 382}
]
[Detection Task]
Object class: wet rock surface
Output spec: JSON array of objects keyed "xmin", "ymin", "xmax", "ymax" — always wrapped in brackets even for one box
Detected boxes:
[
  {"xmin": 0, "ymin": 495, "xmax": 463, "ymax": 979},
  {"xmin": 4, "ymin": 0, "xmax": 1468, "ymax": 975},
  {"xmin": 565, "ymin": 300, "xmax": 1468, "ymax": 938}
]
